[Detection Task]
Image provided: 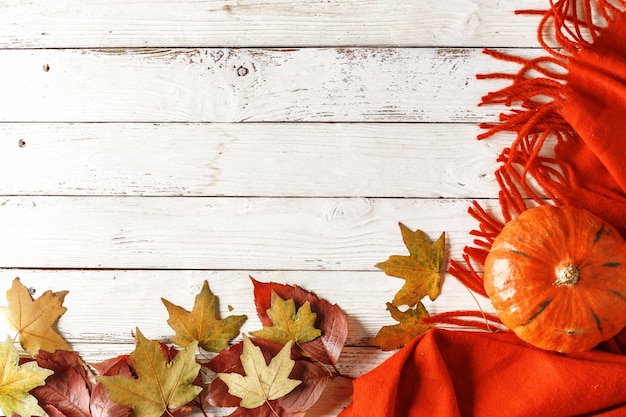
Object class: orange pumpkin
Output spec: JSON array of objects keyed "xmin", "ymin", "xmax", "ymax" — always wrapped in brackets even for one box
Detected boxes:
[{"xmin": 484, "ymin": 205, "xmax": 626, "ymax": 352}]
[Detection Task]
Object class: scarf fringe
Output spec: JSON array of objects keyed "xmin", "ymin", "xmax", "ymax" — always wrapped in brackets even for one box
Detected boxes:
[
  {"xmin": 422, "ymin": 310, "xmax": 506, "ymax": 333},
  {"xmin": 448, "ymin": 0, "xmax": 626, "ymax": 298}
]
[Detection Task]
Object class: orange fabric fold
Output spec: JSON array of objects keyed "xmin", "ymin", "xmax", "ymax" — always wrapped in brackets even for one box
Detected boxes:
[{"xmin": 339, "ymin": 329, "xmax": 626, "ymax": 417}]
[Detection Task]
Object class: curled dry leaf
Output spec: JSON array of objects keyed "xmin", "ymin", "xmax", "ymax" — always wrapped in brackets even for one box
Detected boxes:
[
  {"xmin": 3, "ymin": 277, "xmax": 70, "ymax": 356},
  {"xmin": 162, "ymin": 280, "xmax": 247, "ymax": 352},
  {"xmin": 369, "ymin": 302, "xmax": 431, "ymax": 351},
  {"xmin": 251, "ymin": 278, "xmax": 348, "ymax": 366}
]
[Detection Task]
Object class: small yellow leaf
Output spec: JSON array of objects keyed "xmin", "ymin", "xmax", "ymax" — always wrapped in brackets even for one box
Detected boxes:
[
  {"xmin": 3, "ymin": 277, "xmax": 70, "ymax": 356},
  {"xmin": 376, "ymin": 224, "xmax": 445, "ymax": 306},
  {"xmin": 0, "ymin": 336, "xmax": 54, "ymax": 417},
  {"xmin": 162, "ymin": 280, "xmax": 247, "ymax": 352},
  {"xmin": 218, "ymin": 335, "xmax": 301, "ymax": 409},
  {"xmin": 250, "ymin": 291, "xmax": 321, "ymax": 344},
  {"xmin": 369, "ymin": 302, "xmax": 431, "ymax": 350}
]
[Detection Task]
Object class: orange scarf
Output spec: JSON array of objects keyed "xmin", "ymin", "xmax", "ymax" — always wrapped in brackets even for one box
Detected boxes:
[{"xmin": 339, "ymin": 329, "xmax": 626, "ymax": 417}]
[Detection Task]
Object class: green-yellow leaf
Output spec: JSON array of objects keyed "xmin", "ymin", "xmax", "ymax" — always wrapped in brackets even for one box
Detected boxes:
[
  {"xmin": 97, "ymin": 328, "xmax": 202, "ymax": 417},
  {"xmin": 376, "ymin": 224, "xmax": 445, "ymax": 306},
  {"xmin": 369, "ymin": 302, "xmax": 431, "ymax": 350},
  {"xmin": 162, "ymin": 280, "xmax": 247, "ymax": 352},
  {"xmin": 218, "ymin": 335, "xmax": 301, "ymax": 409},
  {"xmin": 2, "ymin": 277, "xmax": 70, "ymax": 356},
  {"xmin": 0, "ymin": 336, "xmax": 53, "ymax": 417},
  {"xmin": 250, "ymin": 291, "xmax": 321, "ymax": 344}
]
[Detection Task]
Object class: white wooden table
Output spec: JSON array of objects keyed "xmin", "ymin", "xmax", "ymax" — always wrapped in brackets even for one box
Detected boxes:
[{"xmin": 0, "ymin": 1, "xmax": 547, "ymax": 415}]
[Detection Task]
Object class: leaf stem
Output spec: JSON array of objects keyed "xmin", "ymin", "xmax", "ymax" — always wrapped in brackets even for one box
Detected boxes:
[
  {"xmin": 266, "ymin": 399, "xmax": 280, "ymax": 417},
  {"xmin": 294, "ymin": 341, "xmax": 352, "ymax": 380},
  {"xmin": 194, "ymin": 399, "xmax": 209, "ymax": 417}
]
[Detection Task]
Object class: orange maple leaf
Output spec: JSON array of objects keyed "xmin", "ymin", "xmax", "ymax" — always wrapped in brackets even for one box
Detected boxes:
[
  {"xmin": 369, "ymin": 302, "xmax": 431, "ymax": 350},
  {"xmin": 2, "ymin": 278, "xmax": 70, "ymax": 356}
]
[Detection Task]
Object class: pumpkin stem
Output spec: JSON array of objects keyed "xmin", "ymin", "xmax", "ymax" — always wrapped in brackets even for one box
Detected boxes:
[{"xmin": 554, "ymin": 265, "xmax": 580, "ymax": 287}]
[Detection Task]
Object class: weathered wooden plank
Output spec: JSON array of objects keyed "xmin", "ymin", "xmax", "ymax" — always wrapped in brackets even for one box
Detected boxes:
[
  {"xmin": 0, "ymin": 270, "xmax": 495, "ymax": 347},
  {"xmin": 1, "ymin": 0, "xmax": 548, "ymax": 49},
  {"xmin": 0, "ymin": 47, "xmax": 535, "ymax": 122},
  {"xmin": 0, "ymin": 122, "xmax": 509, "ymax": 197},
  {"xmin": 0, "ymin": 197, "xmax": 501, "ymax": 269}
]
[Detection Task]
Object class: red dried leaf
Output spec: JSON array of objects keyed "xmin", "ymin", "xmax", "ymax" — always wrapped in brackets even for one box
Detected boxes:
[
  {"xmin": 90, "ymin": 383, "xmax": 133, "ymax": 417},
  {"xmin": 43, "ymin": 404, "xmax": 68, "ymax": 417},
  {"xmin": 91, "ymin": 355, "xmax": 134, "ymax": 379},
  {"xmin": 207, "ymin": 337, "xmax": 330, "ymax": 417},
  {"xmin": 90, "ymin": 355, "xmax": 133, "ymax": 417},
  {"xmin": 30, "ymin": 350, "xmax": 92, "ymax": 417},
  {"xmin": 250, "ymin": 278, "xmax": 348, "ymax": 366}
]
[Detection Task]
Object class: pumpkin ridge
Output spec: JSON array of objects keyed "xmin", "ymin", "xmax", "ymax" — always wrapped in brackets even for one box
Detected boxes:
[
  {"xmin": 610, "ymin": 290, "xmax": 626, "ymax": 302},
  {"xmin": 519, "ymin": 299, "xmax": 552, "ymax": 327},
  {"xmin": 591, "ymin": 310, "xmax": 603, "ymax": 333},
  {"xmin": 593, "ymin": 223, "xmax": 611, "ymax": 245}
]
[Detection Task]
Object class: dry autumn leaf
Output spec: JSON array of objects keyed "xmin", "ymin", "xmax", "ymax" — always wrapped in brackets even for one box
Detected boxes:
[
  {"xmin": 207, "ymin": 336, "xmax": 330, "ymax": 417},
  {"xmin": 217, "ymin": 335, "xmax": 301, "ymax": 410},
  {"xmin": 376, "ymin": 224, "xmax": 445, "ymax": 306},
  {"xmin": 250, "ymin": 291, "xmax": 321, "ymax": 345},
  {"xmin": 369, "ymin": 302, "xmax": 431, "ymax": 350},
  {"xmin": 2, "ymin": 277, "xmax": 70, "ymax": 356},
  {"xmin": 251, "ymin": 278, "xmax": 348, "ymax": 367},
  {"xmin": 0, "ymin": 336, "xmax": 54, "ymax": 417},
  {"xmin": 26, "ymin": 349, "xmax": 132, "ymax": 417},
  {"xmin": 97, "ymin": 328, "xmax": 202, "ymax": 417},
  {"xmin": 162, "ymin": 280, "xmax": 247, "ymax": 352}
]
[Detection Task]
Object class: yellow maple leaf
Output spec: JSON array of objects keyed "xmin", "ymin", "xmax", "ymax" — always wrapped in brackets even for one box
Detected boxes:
[
  {"xmin": 0, "ymin": 336, "xmax": 54, "ymax": 417},
  {"xmin": 250, "ymin": 291, "xmax": 321, "ymax": 344},
  {"xmin": 161, "ymin": 280, "xmax": 247, "ymax": 352},
  {"xmin": 2, "ymin": 277, "xmax": 70, "ymax": 356},
  {"xmin": 369, "ymin": 302, "xmax": 431, "ymax": 350},
  {"xmin": 217, "ymin": 334, "xmax": 301, "ymax": 409},
  {"xmin": 97, "ymin": 328, "xmax": 202, "ymax": 417},
  {"xmin": 376, "ymin": 224, "xmax": 446, "ymax": 306}
]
